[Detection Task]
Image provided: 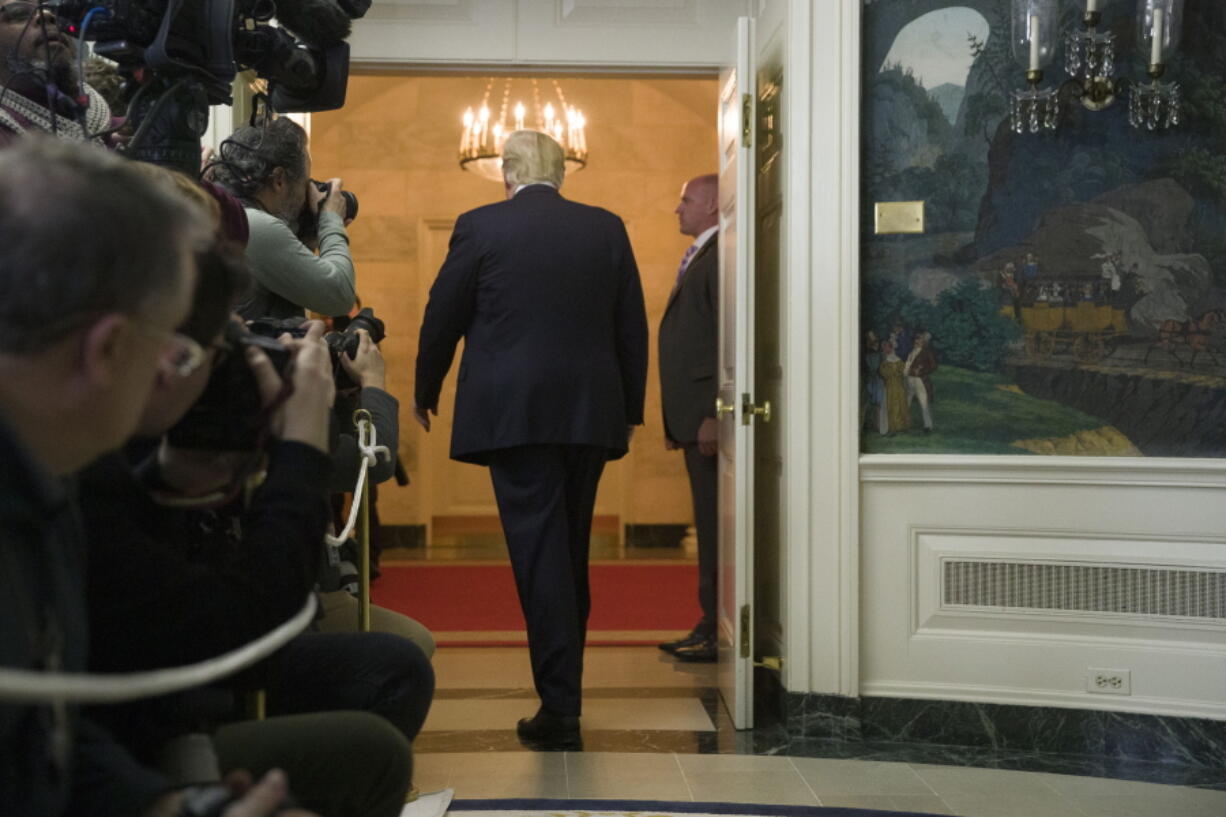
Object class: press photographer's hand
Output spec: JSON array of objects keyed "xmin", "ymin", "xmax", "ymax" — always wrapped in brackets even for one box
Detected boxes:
[
  {"xmin": 247, "ymin": 321, "xmax": 335, "ymax": 452},
  {"xmin": 338, "ymin": 328, "xmax": 385, "ymax": 390},
  {"xmin": 320, "ymin": 177, "xmax": 346, "ymax": 219}
]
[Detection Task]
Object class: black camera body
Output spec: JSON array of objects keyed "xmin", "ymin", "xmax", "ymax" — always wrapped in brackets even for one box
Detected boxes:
[
  {"xmin": 313, "ymin": 180, "xmax": 359, "ymax": 222},
  {"xmin": 168, "ymin": 308, "xmax": 386, "ymax": 451},
  {"xmin": 249, "ymin": 307, "xmax": 385, "ymax": 390},
  {"xmin": 166, "ymin": 323, "xmax": 291, "ymax": 451}
]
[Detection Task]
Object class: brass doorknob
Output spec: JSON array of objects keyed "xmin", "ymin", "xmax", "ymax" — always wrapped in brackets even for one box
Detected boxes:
[
  {"xmin": 742, "ymin": 398, "xmax": 771, "ymax": 425},
  {"xmin": 715, "ymin": 396, "xmax": 735, "ymax": 418}
]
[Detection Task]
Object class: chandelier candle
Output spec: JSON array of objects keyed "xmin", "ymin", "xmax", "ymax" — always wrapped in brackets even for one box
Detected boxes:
[
  {"xmin": 1150, "ymin": 7, "xmax": 1164, "ymax": 65},
  {"xmin": 1029, "ymin": 15, "xmax": 1041, "ymax": 71}
]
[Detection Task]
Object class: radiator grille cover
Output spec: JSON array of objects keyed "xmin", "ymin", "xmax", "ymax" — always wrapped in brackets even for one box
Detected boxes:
[{"xmin": 942, "ymin": 560, "xmax": 1226, "ymax": 620}]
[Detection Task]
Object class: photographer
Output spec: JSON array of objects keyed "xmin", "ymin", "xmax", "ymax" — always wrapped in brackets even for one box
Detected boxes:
[
  {"xmin": 81, "ymin": 319, "xmax": 426, "ymax": 817},
  {"xmin": 207, "ymin": 117, "xmax": 357, "ymax": 321},
  {"xmin": 253, "ymin": 308, "xmax": 436, "ymax": 656},
  {"xmin": 76, "ymin": 170, "xmax": 429, "ymax": 816}
]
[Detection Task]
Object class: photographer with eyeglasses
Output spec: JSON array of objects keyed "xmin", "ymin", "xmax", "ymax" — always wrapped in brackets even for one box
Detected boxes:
[{"xmin": 72, "ymin": 166, "xmax": 429, "ymax": 817}]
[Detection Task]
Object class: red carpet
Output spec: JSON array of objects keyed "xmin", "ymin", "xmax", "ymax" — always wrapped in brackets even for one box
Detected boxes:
[{"xmin": 372, "ymin": 562, "xmax": 700, "ymax": 646}]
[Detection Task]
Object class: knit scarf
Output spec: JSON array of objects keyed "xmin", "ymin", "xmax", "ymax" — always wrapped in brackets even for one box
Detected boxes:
[{"xmin": 0, "ymin": 84, "xmax": 111, "ymax": 143}]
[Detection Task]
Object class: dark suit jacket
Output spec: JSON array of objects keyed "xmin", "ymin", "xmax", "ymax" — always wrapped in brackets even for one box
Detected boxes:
[
  {"xmin": 658, "ymin": 237, "xmax": 718, "ymax": 444},
  {"xmin": 415, "ymin": 185, "xmax": 649, "ymax": 465}
]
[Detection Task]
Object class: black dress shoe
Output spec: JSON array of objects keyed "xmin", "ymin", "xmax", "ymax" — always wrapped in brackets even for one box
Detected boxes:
[
  {"xmin": 673, "ymin": 638, "xmax": 717, "ymax": 663},
  {"xmin": 658, "ymin": 630, "xmax": 707, "ymax": 654},
  {"xmin": 516, "ymin": 709, "xmax": 581, "ymax": 750}
]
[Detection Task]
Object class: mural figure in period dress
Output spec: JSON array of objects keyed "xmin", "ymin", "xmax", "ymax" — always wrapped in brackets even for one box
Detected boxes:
[
  {"xmin": 879, "ymin": 340, "xmax": 910, "ymax": 434},
  {"xmin": 904, "ymin": 331, "xmax": 937, "ymax": 433},
  {"xmin": 863, "ymin": 331, "xmax": 887, "ymax": 434}
]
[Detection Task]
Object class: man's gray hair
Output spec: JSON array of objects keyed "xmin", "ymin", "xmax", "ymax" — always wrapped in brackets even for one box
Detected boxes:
[
  {"xmin": 208, "ymin": 117, "xmax": 310, "ymax": 199},
  {"xmin": 0, "ymin": 138, "xmax": 210, "ymax": 354},
  {"xmin": 501, "ymin": 130, "xmax": 565, "ymax": 189}
]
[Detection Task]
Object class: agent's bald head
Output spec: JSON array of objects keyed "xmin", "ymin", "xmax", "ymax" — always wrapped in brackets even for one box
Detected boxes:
[{"xmin": 675, "ymin": 174, "xmax": 718, "ymax": 237}]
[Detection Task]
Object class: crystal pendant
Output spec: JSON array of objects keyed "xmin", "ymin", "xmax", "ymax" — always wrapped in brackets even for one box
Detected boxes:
[
  {"xmin": 1130, "ymin": 80, "xmax": 1181, "ymax": 130},
  {"xmin": 1065, "ymin": 29, "xmax": 1116, "ymax": 84},
  {"xmin": 1011, "ymin": 86, "xmax": 1059, "ymax": 134}
]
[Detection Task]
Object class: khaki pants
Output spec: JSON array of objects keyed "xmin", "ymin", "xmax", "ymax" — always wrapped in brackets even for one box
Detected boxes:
[
  {"xmin": 315, "ymin": 590, "xmax": 436, "ymax": 658},
  {"xmin": 215, "ymin": 711, "xmax": 411, "ymax": 817}
]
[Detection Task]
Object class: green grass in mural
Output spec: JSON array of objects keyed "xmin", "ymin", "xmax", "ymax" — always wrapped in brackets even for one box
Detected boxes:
[{"xmin": 860, "ymin": 366, "xmax": 1111, "ymax": 455}]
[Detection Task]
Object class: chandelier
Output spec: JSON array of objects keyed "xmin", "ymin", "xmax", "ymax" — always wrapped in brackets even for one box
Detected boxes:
[
  {"xmin": 1010, "ymin": 0, "xmax": 1183, "ymax": 134},
  {"xmin": 458, "ymin": 78, "xmax": 588, "ymax": 182}
]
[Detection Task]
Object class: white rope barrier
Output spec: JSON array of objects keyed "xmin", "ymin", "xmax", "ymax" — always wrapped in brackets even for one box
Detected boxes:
[
  {"xmin": 325, "ymin": 417, "xmax": 391, "ymax": 547},
  {"xmin": 0, "ymin": 593, "xmax": 317, "ymax": 704}
]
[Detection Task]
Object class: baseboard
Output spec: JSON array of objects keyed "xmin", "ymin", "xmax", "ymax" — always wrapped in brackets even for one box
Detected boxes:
[
  {"xmin": 625, "ymin": 524, "xmax": 689, "ymax": 548},
  {"xmin": 785, "ymin": 691, "xmax": 1226, "ymax": 766},
  {"xmin": 381, "ymin": 524, "xmax": 427, "ymax": 549}
]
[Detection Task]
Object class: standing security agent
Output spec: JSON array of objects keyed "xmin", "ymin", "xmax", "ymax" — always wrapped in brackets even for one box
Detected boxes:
[
  {"xmin": 414, "ymin": 130, "xmax": 648, "ymax": 749},
  {"xmin": 658, "ymin": 174, "xmax": 720, "ymax": 663}
]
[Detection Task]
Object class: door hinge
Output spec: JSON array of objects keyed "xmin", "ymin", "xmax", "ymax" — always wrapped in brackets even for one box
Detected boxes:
[
  {"xmin": 739, "ymin": 604, "xmax": 751, "ymax": 658},
  {"xmin": 741, "ymin": 93, "xmax": 753, "ymax": 148}
]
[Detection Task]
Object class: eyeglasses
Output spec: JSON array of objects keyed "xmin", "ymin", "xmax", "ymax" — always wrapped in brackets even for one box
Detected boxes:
[
  {"xmin": 0, "ymin": 1, "xmax": 53, "ymax": 24},
  {"xmin": 133, "ymin": 324, "xmax": 207, "ymax": 378}
]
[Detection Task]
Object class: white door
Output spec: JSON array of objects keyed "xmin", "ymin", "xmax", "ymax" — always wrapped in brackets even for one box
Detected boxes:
[{"xmin": 716, "ymin": 15, "xmax": 756, "ymax": 730}]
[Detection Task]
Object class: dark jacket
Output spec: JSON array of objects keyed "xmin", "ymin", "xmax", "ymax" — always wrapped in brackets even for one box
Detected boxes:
[
  {"xmin": 80, "ymin": 442, "xmax": 331, "ymax": 759},
  {"xmin": 415, "ymin": 185, "xmax": 649, "ymax": 464},
  {"xmin": 330, "ymin": 386, "xmax": 400, "ymax": 492},
  {"xmin": 658, "ymin": 237, "xmax": 719, "ymax": 444},
  {"xmin": 0, "ymin": 414, "xmax": 167, "ymax": 817}
]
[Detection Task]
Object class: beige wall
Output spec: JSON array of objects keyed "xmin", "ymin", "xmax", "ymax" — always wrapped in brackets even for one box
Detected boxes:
[{"xmin": 311, "ymin": 73, "xmax": 718, "ymax": 529}]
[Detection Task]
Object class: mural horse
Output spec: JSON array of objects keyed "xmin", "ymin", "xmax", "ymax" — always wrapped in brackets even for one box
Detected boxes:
[{"xmin": 1144, "ymin": 308, "xmax": 1226, "ymax": 368}]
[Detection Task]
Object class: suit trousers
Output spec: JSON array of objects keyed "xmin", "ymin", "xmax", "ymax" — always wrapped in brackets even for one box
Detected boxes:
[
  {"xmin": 488, "ymin": 444, "xmax": 607, "ymax": 717},
  {"xmin": 684, "ymin": 444, "xmax": 718, "ymax": 637}
]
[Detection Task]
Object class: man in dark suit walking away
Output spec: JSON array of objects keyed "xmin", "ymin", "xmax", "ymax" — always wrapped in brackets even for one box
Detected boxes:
[
  {"xmin": 658, "ymin": 174, "xmax": 720, "ymax": 663},
  {"xmin": 414, "ymin": 130, "xmax": 649, "ymax": 749}
]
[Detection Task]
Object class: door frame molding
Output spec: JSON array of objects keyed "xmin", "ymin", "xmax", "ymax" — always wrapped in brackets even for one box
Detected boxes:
[{"xmin": 781, "ymin": 0, "xmax": 861, "ymax": 697}]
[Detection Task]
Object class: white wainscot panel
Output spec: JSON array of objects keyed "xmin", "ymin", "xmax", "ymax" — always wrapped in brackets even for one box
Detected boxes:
[
  {"xmin": 860, "ymin": 457, "xmax": 1226, "ymax": 719},
  {"xmin": 349, "ymin": 0, "xmax": 516, "ymax": 64},
  {"xmin": 514, "ymin": 0, "xmax": 747, "ymax": 67}
]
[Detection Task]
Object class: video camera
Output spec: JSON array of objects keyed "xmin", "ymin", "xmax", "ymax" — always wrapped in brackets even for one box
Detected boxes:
[
  {"xmin": 54, "ymin": 0, "xmax": 370, "ymax": 174},
  {"xmin": 168, "ymin": 308, "xmax": 385, "ymax": 450}
]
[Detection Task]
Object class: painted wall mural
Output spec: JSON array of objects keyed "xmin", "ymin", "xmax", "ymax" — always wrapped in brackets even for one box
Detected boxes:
[{"xmin": 860, "ymin": 0, "xmax": 1226, "ymax": 456}]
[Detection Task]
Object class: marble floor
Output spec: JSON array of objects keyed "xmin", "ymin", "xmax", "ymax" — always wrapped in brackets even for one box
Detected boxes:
[{"xmin": 416, "ymin": 645, "xmax": 1226, "ymax": 817}]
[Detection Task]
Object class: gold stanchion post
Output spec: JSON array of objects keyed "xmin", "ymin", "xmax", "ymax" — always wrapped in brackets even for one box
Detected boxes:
[{"xmin": 353, "ymin": 409, "xmax": 373, "ymax": 633}]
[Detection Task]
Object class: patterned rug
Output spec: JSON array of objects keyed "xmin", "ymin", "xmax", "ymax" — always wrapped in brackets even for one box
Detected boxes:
[{"xmin": 442, "ymin": 797, "xmax": 953, "ymax": 817}]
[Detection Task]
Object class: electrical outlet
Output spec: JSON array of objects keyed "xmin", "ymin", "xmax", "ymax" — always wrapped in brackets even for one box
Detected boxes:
[{"xmin": 1087, "ymin": 668, "xmax": 1132, "ymax": 695}]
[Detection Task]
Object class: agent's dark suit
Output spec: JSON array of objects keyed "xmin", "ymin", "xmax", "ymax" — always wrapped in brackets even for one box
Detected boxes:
[
  {"xmin": 658, "ymin": 235, "xmax": 718, "ymax": 638},
  {"xmin": 415, "ymin": 184, "xmax": 648, "ymax": 717}
]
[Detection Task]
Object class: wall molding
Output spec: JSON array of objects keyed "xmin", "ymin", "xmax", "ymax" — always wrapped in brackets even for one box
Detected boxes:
[{"xmin": 861, "ymin": 454, "xmax": 1226, "ymax": 488}]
